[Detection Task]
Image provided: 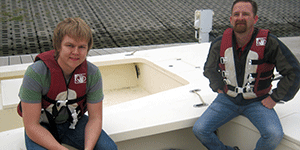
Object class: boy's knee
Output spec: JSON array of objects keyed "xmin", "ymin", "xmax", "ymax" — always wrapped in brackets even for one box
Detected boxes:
[
  {"xmin": 273, "ymin": 127, "xmax": 284, "ymax": 139},
  {"xmin": 262, "ymin": 128, "xmax": 284, "ymax": 141},
  {"xmin": 273, "ymin": 129, "xmax": 284, "ymax": 140}
]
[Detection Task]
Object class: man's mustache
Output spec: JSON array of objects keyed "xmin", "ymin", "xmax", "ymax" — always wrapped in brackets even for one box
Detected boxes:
[{"xmin": 235, "ymin": 20, "xmax": 246, "ymax": 25}]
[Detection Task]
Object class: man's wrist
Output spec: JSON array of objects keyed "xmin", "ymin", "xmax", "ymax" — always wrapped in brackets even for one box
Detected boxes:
[{"xmin": 217, "ymin": 89, "xmax": 223, "ymax": 93}]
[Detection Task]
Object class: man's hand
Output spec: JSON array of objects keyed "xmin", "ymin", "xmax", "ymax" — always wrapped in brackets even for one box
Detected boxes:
[
  {"xmin": 217, "ymin": 89, "xmax": 224, "ymax": 94},
  {"xmin": 261, "ymin": 96, "xmax": 276, "ymax": 109}
]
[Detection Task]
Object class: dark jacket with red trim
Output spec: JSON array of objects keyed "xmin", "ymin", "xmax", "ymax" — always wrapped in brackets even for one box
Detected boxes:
[{"xmin": 203, "ymin": 28, "xmax": 300, "ymax": 105}]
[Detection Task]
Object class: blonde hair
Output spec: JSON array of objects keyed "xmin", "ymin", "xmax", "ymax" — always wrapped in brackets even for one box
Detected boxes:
[{"xmin": 52, "ymin": 17, "xmax": 93, "ymax": 59}]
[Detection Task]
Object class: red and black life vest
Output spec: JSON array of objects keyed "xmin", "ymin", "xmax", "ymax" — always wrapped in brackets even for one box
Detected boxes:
[
  {"xmin": 219, "ymin": 28, "xmax": 275, "ymax": 99},
  {"xmin": 17, "ymin": 50, "xmax": 87, "ymax": 128}
]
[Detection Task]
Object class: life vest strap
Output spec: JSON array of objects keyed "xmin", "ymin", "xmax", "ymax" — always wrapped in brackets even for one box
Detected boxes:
[
  {"xmin": 227, "ymin": 85, "xmax": 252, "ymax": 93},
  {"xmin": 42, "ymin": 95, "xmax": 87, "ymax": 105},
  {"xmin": 248, "ymin": 70, "xmax": 274, "ymax": 79},
  {"xmin": 43, "ymin": 110, "xmax": 62, "ymax": 143},
  {"xmin": 250, "ymin": 59, "xmax": 264, "ymax": 65}
]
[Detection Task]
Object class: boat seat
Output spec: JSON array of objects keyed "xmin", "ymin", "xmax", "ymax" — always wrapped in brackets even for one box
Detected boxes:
[
  {"xmin": 0, "ymin": 127, "xmax": 77, "ymax": 150},
  {"xmin": 0, "ymin": 127, "xmax": 26, "ymax": 149},
  {"xmin": 0, "ymin": 78, "xmax": 23, "ymax": 110},
  {"xmin": 280, "ymin": 113, "xmax": 300, "ymax": 145}
]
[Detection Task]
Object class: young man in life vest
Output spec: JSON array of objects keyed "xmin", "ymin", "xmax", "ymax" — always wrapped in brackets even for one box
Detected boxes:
[
  {"xmin": 193, "ymin": 0, "xmax": 300, "ymax": 149},
  {"xmin": 18, "ymin": 18, "xmax": 117, "ymax": 150}
]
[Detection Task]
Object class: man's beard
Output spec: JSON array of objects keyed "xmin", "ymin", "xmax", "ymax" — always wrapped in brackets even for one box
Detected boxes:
[{"xmin": 233, "ymin": 20, "xmax": 247, "ymax": 33}]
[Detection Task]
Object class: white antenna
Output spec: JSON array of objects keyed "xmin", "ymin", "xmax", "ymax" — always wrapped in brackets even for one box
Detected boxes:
[{"xmin": 194, "ymin": 9, "xmax": 213, "ymax": 43}]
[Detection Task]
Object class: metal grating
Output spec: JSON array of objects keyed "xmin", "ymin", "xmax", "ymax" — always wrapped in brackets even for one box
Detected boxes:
[{"xmin": 0, "ymin": 0, "xmax": 299, "ymax": 57}]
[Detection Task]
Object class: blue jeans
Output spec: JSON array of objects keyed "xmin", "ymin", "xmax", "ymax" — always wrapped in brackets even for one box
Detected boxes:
[
  {"xmin": 25, "ymin": 115, "xmax": 117, "ymax": 150},
  {"xmin": 192, "ymin": 93, "xmax": 284, "ymax": 150}
]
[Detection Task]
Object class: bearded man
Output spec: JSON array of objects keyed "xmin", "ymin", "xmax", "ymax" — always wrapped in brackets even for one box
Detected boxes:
[{"xmin": 192, "ymin": 0, "xmax": 300, "ymax": 149}]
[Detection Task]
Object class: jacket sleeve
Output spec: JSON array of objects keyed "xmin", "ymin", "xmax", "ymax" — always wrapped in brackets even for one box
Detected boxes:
[
  {"xmin": 203, "ymin": 36, "xmax": 224, "ymax": 92},
  {"xmin": 265, "ymin": 35, "xmax": 300, "ymax": 102}
]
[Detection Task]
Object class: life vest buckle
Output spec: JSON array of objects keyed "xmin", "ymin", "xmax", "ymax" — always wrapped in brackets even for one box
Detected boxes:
[
  {"xmin": 235, "ymin": 87, "xmax": 244, "ymax": 93},
  {"xmin": 245, "ymin": 83, "xmax": 253, "ymax": 92},
  {"xmin": 56, "ymin": 100, "xmax": 68, "ymax": 107},
  {"xmin": 248, "ymin": 74, "xmax": 255, "ymax": 83},
  {"xmin": 249, "ymin": 59, "xmax": 252, "ymax": 65},
  {"xmin": 223, "ymin": 78, "xmax": 231, "ymax": 85},
  {"xmin": 220, "ymin": 57, "xmax": 227, "ymax": 64},
  {"xmin": 222, "ymin": 71, "xmax": 229, "ymax": 77},
  {"xmin": 69, "ymin": 109, "xmax": 78, "ymax": 129}
]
